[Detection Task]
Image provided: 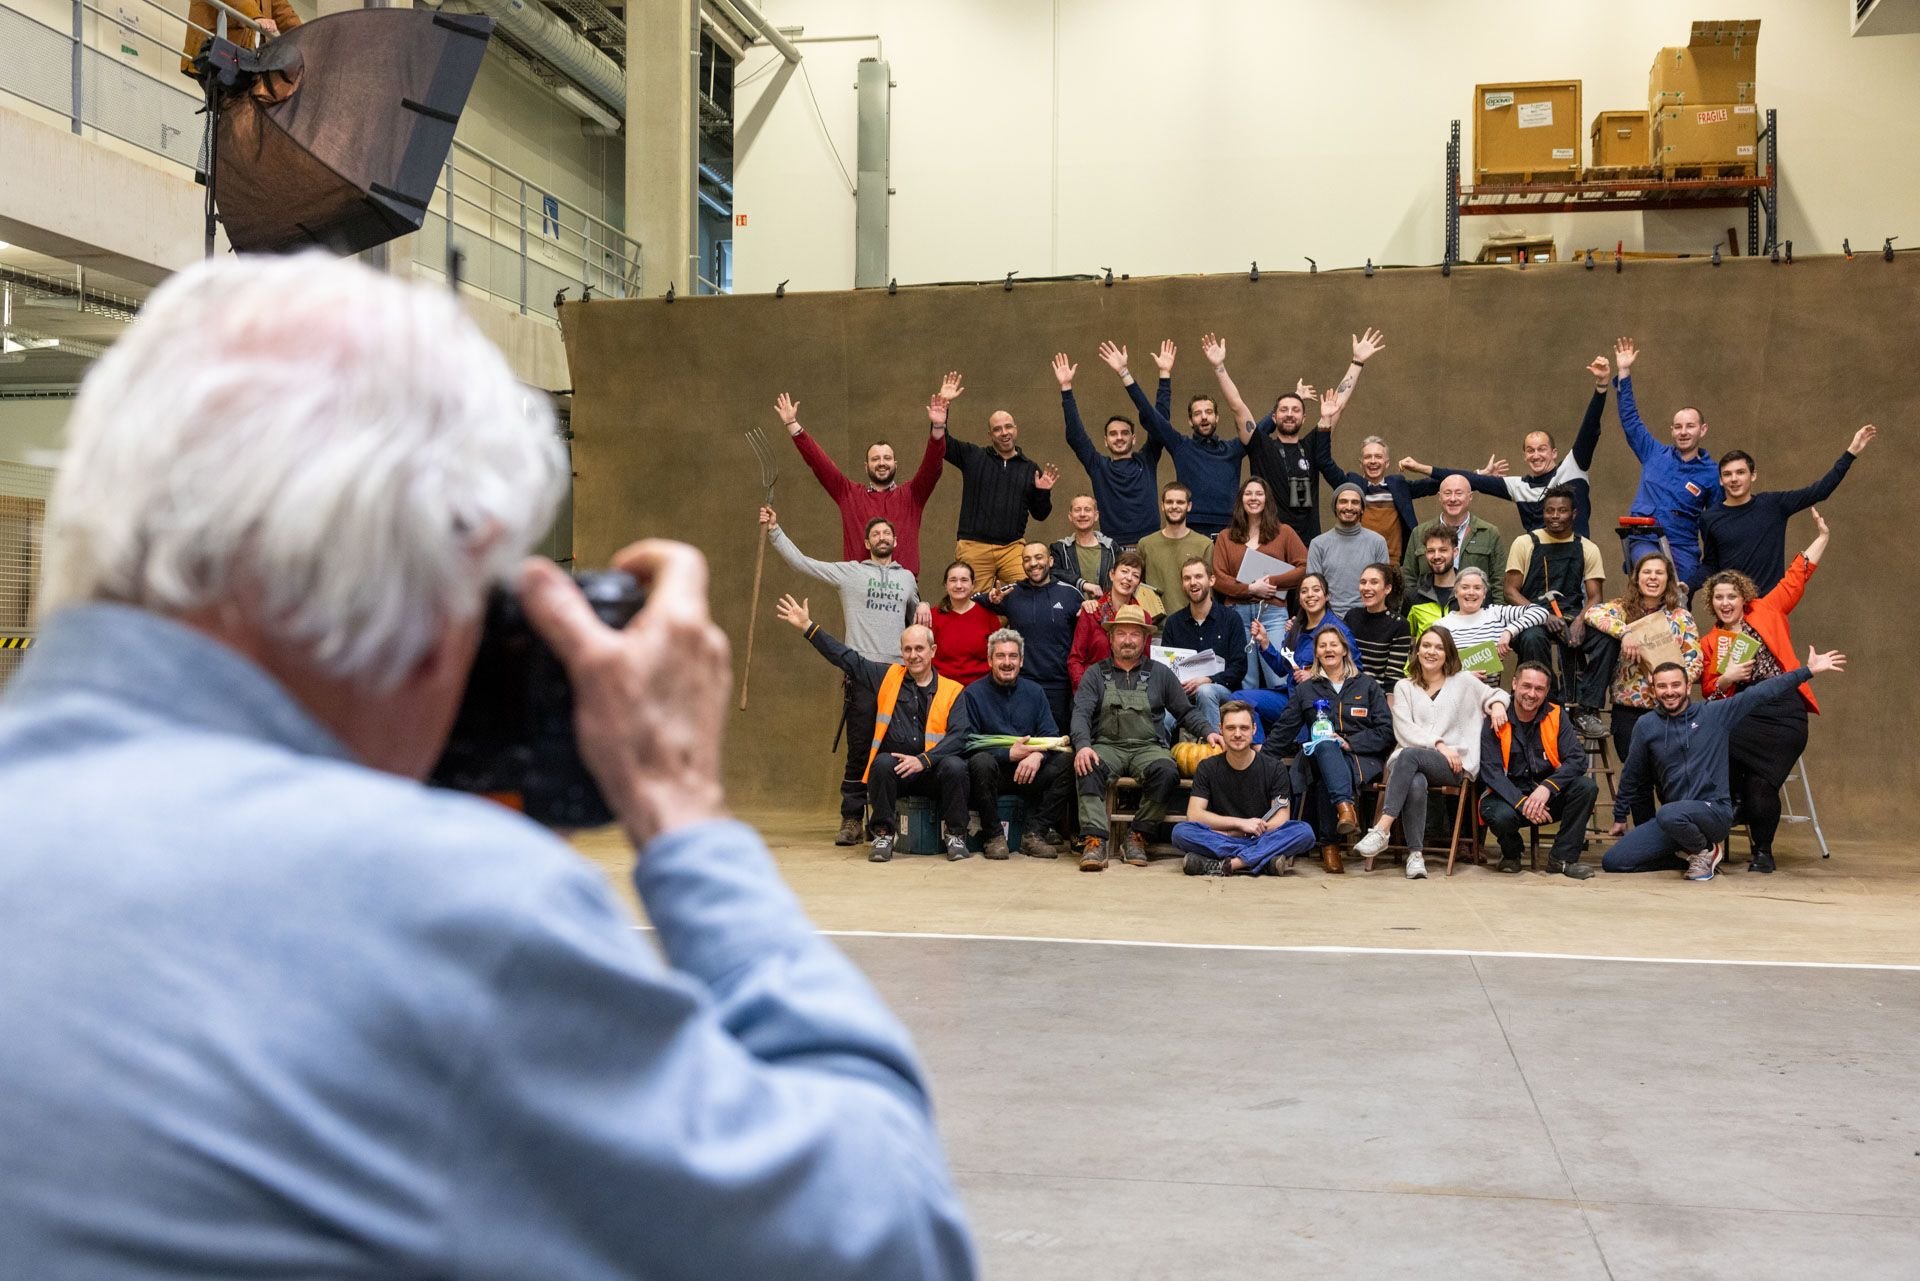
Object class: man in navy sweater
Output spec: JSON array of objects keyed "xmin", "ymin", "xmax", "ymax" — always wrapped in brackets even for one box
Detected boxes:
[
  {"xmin": 981, "ymin": 541, "xmax": 1084, "ymax": 737},
  {"xmin": 1603, "ymin": 648, "xmax": 1846, "ymax": 880},
  {"xmin": 1103, "ymin": 338, "xmax": 1246, "ymax": 537},
  {"xmin": 930, "ymin": 628, "xmax": 1073, "ymax": 857},
  {"xmin": 1160, "ymin": 556, "xmax": 1249, "ymax": 733},
  {"xmin": 1696, "ymin": 425, "xmax": 1875, "ymax": 594},
  {"xmin": 1053, "ymin": 350, "xmax": 1166, "ymax": 548}
]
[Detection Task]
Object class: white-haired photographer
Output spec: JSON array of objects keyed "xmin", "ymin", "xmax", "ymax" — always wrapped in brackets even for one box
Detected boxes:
[{"xmin": 1, "ymin": 254, "xmax": 975, "ymax": 1279}]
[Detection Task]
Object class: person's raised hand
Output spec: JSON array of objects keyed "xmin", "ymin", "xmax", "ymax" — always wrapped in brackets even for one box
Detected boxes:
[
  {"xmin": 1399, "ymin": 456, "xmax": 1424, "ymax": 473},
  {"xmin": 773, "ymin": 593, "xmax": 811, "ymax": 631},
  {"xmin": 1052, "ymin": 352, "xmax": 1077, "ymax": 390},
  {"xmin": 1850, "ymin": 423, "xmax": 1877, "ymax": 455},
  {"xmin": 1810, "ymin": 506, "xmax": 1829, "ymax": 539},
  {"xmin": 774, "ymin": 392, "xmax": 800, "ymax": 428},
  {"xmin": 1154, "ymin": 339, "xmax": 1177, "ymax": 377},
  {"xmin": 1352, "ymin": 327, "xmax": 1386, "ymax": 364},
  {"xmin": 1296, "ymin": 378, "xmax": 1317, "ymax": 403},
  {"xmin": 1036, "ymin": 462, "xmax": 1061, "ymax": 490},
  {"xmin": 926, "ymin": 392, "xmax": 950, "ymax": 427},
  {"xmin": 1807, "ymin": 645, "xmax": 1846, "ymax": 676},
  {"xmin": 1097, "ymin": 340, "xmax": 1129, "ymax": 376},
  {"xmin": 1613, "ymin": 337, "xmax": 1638, "ymax": 373},
  {"xmin": 938, "ymin": 370, "xmax": 965, "ymax": 402},
  {"xmin": 1074, "ymin": 746, "xmax": 1100, "ymax": 777},
  {"xmin": 759, "ymin": 505, "xmax": 777, "ymax": 528},
  {"xmin": 1201, "ymin": 332, "xmax": 1227, "ymax": 368},
  {"xmin": 1318, "ymin": 387, "xmax": 1345, "ymax": 422},
  {"xmin": 1587, "ymin": 355, "xmax": 1611, "ymax": 386},
  {"xmin": 520, "ymin": 543, "xmax": 730, "ymax": 847},
  {"xmin": 1482, "ymin": 453, "xmax": 1510, "ymax": 476}
]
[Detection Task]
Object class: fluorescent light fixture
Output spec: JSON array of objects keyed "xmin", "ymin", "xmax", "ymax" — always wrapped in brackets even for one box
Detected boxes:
[{"xmin": 554, "ymin": 83, "xmax": 621, "ymax": 132}]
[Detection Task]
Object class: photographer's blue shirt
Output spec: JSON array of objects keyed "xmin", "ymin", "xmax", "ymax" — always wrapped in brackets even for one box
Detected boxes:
[{"xmin": 0, "ymin": 603, "xmax": 975, "ymax": 1280}]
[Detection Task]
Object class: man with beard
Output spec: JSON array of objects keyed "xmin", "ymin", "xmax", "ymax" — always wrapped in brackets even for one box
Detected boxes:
[
  {"xmin": 779, "ymin": 375, "xmax": 951, "ymax": 573},
  {"xmin": 1135, "ymin": 481, "xmax": 1215, "ymax": 601},
  {"xmin": 981, "ymin": 540, "xmax": 1084, "ymax": 737},
  {"xmin": 1603, "ymin": 649, "xmax": 1846, "ymax": 880},
  {"xmin": 928, "ymin": 628, "xmax": 1074, "ymax": 859},
  {"xmin": 1102, "ymin": 338, "xmax": 1244, "ymax": 537},
  {"xmin": 1506, "ymin": 486, "xmax": 1612, "ymax": 733},
  {"xmin": 764, "ymin": 506, "xmax": 920, "ymax": 846},
  {"xmin": 1307, "ymin": 484, "xmax": 1390, "ymax": 616},
  {"xmin": 1054, "ymin": 348, "xmax": 1168, "ymax": 549},
  {"xmin": 946, "ymin": 402, "xmax": 1061, "ymax": 590}
]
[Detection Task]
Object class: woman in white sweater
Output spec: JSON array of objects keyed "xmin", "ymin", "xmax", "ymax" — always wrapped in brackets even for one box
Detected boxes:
[
  {"xmin": 1352, "ymin": 627, "xmax": 1506, "ymax": 878},
  {"xmin": 1430, "ymin": 567, "xmax": 1549, "ymax": 685}
]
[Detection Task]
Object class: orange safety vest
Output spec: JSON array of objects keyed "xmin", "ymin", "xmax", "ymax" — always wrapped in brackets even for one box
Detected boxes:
[
  {"xmin": 864, "ymin": 666, "xmax": 964, "ymax": 783},
  {"xmin": 1494, "ymin": 703, "xmax": 1561, "ymax": 773}
]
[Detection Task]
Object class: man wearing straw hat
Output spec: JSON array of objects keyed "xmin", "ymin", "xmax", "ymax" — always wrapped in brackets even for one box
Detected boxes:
[{"xmin": 1070, "ymin": 604, "xmax": 1221, "ymax": 872}]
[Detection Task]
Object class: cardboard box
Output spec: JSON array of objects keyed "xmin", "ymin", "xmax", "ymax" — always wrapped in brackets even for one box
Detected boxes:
[
  {"xmin": 1474, "ymin": 80, "xmax": 1582, "ymax": 179},
  {"xmin": 1590, "ymin": 110, "xmax": 1650, "ymax": 167},
  {"xmin": 1649, "ymin": 20, "xmax": 1760, "ymax": 107},
  {"xmin": 1652, "ymin": 102, "xmax": 1759, "ymax": 173}
]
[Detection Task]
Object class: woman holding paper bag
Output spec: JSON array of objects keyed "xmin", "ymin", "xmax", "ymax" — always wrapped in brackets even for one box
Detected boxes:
[
  {"xmin": 1212, "ymin": 477, "xmax": 1308, "ymax": 688},
  {"xmin": 1697, "ymin": 510, "xmax": 1830, "ymax": 873},
  {"xmin": 1583, "ymin": 550, "xmax": 1703, "ymax": 822}
]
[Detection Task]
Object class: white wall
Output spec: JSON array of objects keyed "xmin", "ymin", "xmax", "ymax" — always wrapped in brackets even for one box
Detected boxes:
[
  {"xmin": 0, "ymin": 399, "xmax": 70, "ymax": 466},
  {"xmin": 732, "ymin": 0, "xmax": 1920, "ymax": 292}
]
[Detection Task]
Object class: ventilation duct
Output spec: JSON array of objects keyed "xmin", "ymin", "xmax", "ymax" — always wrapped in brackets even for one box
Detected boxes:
[{"xmin": 466, "ymin": 0, "xmax": 625, "ymax": 117}]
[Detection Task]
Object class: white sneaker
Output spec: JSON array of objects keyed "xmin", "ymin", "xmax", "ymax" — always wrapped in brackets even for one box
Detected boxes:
[
  {"xmin": 1353, "ymin": 828, "xmax": 1390, "ymax": 859},
  {"xmin": 1405, "ymin": 852, "xmax": 1427, "ymax": 880}
]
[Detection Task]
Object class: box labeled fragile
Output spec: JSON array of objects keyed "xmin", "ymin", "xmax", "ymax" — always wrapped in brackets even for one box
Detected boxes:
[
  {"xmin": 1590, "ymin": 110, "xmax": 1650, "ymax": 167},
  {"xmin": 1474, "ymin": 80, "xmax": 1582, "ymax": 179},
  {"xmin": 1652, "ymin": 102, "xmax": 1758, "ymax": 173},
  {"xmin": 1649, "ymin": 20, "xmax": 1760, "ymax": 107}
]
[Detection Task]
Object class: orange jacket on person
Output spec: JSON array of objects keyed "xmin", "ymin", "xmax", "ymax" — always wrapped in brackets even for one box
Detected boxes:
[
  {"xmin": 181, "ymin": 0, "xmax": 302, "ymax": 77},
  {"xmin": 1701, "ymin": 553, "xmax": 1820, "ymax": 715}
]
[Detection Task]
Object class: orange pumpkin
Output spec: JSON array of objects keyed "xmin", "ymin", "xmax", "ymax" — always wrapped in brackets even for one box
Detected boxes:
[{"xmin": 1171, "ymin": 741, "xmax": 1223, "ymax": 778}]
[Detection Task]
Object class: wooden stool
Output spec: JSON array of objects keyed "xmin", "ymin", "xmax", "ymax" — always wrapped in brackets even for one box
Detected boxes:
[{"xmin": 1581, "ymin": 728, "xmax": 1619, "ymax": 844}]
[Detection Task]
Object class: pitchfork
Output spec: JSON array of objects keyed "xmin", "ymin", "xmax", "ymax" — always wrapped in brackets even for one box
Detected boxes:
[{"xmin": 738, "ymin": 425, "xmax": 780, "ymax": 710}]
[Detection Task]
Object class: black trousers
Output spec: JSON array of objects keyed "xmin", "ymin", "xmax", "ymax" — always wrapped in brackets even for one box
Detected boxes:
[
  {"xmin": 1609, "ymin": 705, "xmax": 1658, "ymax": 824},
  {"xmin": 866, "ymin": 752, "xmax": 968, "ymax": 836},
  {"xmin": 1480, "ymin": 774, "xmax": 1599, "ymax": 865},
  {"xmin": 1729, "ymin": 697, "xmax": 1809, "ymax": 854},
  {"xmin": 840, "ymin": 677, "xmax": 879, "ymax": 821},
  {"xmin": 1040, "ymin": 683, "xmax": 1073, "ymax": 745},
  {"xmin": 966, "ymin": 751, "xmax": 1074, "ymax": 838},
  {"xmin": 1513, "ymin": 624, "xmax": 1617, "ymax": 710}
]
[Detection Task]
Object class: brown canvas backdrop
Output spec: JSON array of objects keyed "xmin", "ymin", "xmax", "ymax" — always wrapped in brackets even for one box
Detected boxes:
[{"xmin": 561, "ymin": 257, "xmax": 1915, "ymax": 829}]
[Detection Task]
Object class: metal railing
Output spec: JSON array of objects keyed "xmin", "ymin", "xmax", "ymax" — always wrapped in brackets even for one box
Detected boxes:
[{"xmin": 0, "ymin": 0, "xmax": 640, "ymax": 320}]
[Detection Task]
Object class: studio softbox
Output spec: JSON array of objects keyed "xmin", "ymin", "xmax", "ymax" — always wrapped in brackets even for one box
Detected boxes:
[{"xmin": 212, "ymin": 9, "xmax": 492, "ymax": 256}]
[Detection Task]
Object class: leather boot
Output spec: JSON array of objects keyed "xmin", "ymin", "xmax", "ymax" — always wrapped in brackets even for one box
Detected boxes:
[
  {"xmin": 1334, "ymin": 801, "xmax": 1360, "ymax": 837},
  {"xmin": 1321, "ymin": 843, "xmax": 1345, "ymax": 874}
]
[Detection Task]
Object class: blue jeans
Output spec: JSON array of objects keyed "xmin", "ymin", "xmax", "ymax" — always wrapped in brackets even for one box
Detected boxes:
[
  {"xmin": 1171, "ymin": 820, "xmax": 1316, "ymax": 872},
  {"xmin": 1232, "ymin": 601, "xmax": 1290, "ymax": 689},
  {"xmin": 1602, "ymin": 799, "xmax": 1732, "ymax": 872}
]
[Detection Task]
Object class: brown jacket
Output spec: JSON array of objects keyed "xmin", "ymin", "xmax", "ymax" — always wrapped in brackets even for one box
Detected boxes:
[{"xmin": 181, "ymin": 0, "xmax": 302, "ymax": 76}]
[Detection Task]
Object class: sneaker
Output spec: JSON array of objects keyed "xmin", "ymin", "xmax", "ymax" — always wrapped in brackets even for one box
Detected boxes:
[
  {"xmin": 1020, "ymin": 832, "xmax": 1059, "ymax": 859},
  {"xmin": 1685, "ymin": 843, "xmax": 1726, "ymax": 881},
  {"xmin": 836, "ymin": 817, "xmax": 864, "ymax": 846},
  {"xmin": 1497, "ymin": 855, "xmax": 1523, "ymax": 874},
  {"xmin": 944, "ymin": 834, "xmax": 971, "ymax": 862},
  {"xmin": 1572, "ymin": 709, "xmax": 1608, "ymax": 739},
  {"xmin": 1122, "ymin": 831, "xmax": 1151, "ymax": 866},
  {"xmin": 1405, "ymin": 852, "xmax": 1427, "ymax": 880},
  {"xmin": 1353, "ymin": 828, "xmax": 1391, "ymax": 860},
  {"xmin": 1550, "ymin": 860, "xmax": 1596, "ymax": 880},
  {"xmin": 1267, "ymin": 853, "xmax": 1297, "ymax": 876},
  {"xmin": 982, "ymin": 834, "xmax": 1012, "ymax": 860},
  {"xmin": 1747, "ymin": 849, "xmax": 1776, "ymax": 874},
  {"xmin": 1183, "ymin": 850, "xmax": 1228, "ymax": 877},
  {"xmin": 869, "ymin": 832, "xmax": 895, "ymax": 863},
  {"xmin": 1079, "ymin": 836, "xmax": 1108, "ymax": 872}
]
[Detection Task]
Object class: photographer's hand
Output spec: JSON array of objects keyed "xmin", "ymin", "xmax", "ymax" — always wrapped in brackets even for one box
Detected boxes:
[{"xmin": 521, "ymin": 542, "xmax": 730, "ymax": 848}]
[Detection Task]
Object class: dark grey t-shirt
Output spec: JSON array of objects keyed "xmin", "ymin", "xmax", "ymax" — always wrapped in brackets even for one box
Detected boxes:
[{"xmin": 1191, "ymin": 752, "xmax": 1289, "ymax": 820}]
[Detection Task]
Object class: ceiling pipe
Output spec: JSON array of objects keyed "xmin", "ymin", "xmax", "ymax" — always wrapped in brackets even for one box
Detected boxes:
[
  {"xmin": 465, "ymin": 0, "xmax": 626, "ymax": 116},
  {"xmin": 709, "ymin": 0, "xmax": 799, "ymax": 63}
]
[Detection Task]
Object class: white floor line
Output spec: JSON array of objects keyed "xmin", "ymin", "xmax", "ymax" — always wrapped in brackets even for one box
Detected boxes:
[{"xmin": 813, "ymin": 929, "xmax": 1920, "ymax": 972}]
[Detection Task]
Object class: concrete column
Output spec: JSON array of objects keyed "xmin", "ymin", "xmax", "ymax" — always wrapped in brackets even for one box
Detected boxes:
[{"xmin": 627, "ymin": 0, "xmax": 696, "ymax": 296}]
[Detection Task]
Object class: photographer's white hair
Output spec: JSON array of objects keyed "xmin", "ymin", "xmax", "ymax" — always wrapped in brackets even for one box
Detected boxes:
[{"xmin": 43, "ymin": 253, "xmax": 565, "ymax": 691}]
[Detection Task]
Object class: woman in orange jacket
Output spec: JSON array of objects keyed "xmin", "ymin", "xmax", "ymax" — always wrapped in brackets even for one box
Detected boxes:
[{"xmin": 1698, "ymin": 508, "xmax": 1830, "ymax": 874}]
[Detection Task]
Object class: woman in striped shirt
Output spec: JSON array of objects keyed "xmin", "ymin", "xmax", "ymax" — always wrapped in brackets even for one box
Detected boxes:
[
  {"xmin": 1430, "ymin": 568, "xmax": 1547, "ymax": 685},
  {"xmin": 1342, "ymin": 562, "xmax": 1412, "ymax": 683}
]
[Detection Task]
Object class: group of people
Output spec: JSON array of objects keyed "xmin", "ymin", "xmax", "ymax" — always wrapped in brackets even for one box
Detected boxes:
[{"xmin": 769, "ymin": 329, "xmax": 1870, "ymax": 882}]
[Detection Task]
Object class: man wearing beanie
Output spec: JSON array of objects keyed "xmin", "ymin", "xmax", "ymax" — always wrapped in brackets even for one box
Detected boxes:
[{"xmin": 1307, "ymin": 482, "xmax": 1391, "ymax": 615}]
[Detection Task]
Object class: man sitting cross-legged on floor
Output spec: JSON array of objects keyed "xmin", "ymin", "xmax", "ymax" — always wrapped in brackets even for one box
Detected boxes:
[
  {"xmin": 928, "ymin": 628, "xmax": 1074, "ymax": 859},
  {"xmin": 1173, "ymin": 701, "xmax": 1317, "ymax": 877},
  {"xmin": 776, "ymin": 594, "xmax": 970, "ymax": 864},
  {"xmin": 1071, "ymin": 604, "xmax": 1222, "ymax": 872},
  {"xmin": 1603, "ymin": 648, "xmax": 1846, "ymax": 881},
  {"xmin": 1477, "ymin": 661, "xmax": 1600, "ymax": 879}
]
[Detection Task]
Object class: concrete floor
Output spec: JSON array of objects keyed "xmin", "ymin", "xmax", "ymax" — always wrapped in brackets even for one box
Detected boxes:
[{"xmin": 574, "ymin": 811, "xmax": 1920, "ymax": 1278}]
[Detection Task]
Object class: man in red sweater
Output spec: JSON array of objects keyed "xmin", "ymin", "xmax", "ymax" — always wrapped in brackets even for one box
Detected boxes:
[{"xmin": 777, "ymin": 373, "xmax": 959, "ymax": 574}]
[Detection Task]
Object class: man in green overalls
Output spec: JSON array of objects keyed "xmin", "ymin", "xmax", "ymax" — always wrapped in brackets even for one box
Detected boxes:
[
  {"xmin": 1505, "ymin": 485, "xmax": 1614, "ymax": 736},
  {"xmin": 1070, "ymin": 604, "xmax": 1222, "ymax": 872}
]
